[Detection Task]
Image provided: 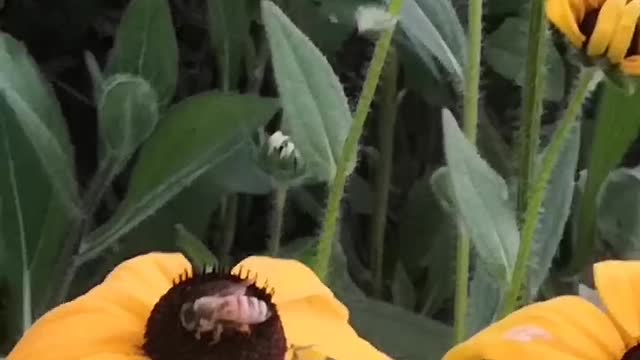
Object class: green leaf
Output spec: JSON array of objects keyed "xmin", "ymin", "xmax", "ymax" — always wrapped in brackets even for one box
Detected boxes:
[
  {"xmin": 175, "ymin": 224, "xmax": 218, "ymax": 269},
  {"xmin": 0, "ymin": 34, "xmax": 79, "ymax": 215},
  {"xmin": 206, "ymin": 0, "xmax": 249, "ymax": 91},
  {"xmin": 395, "ymin": 169, "xmax": 456, "ymax": 298},
  {"xmin": 262, "ymin": 0, "xmax": 353, "ymax": 183},
  {"xmin": 442, "ymin": 109, "xmax": 520, "ymax": 281},
  {"xmin": 80, "ymin": 93, "xmax": 280, "ymax": 262},
  {"xmin": 596, "ymin": 167, "xmax": 640, "ymax": 257},
  {"xmin": 467, "ymin": 263, "xmax": 502, "ymax": 336},
  {"xmin": 0, "ymin": 99, "xmax": 74, "ymax": 341},
  {"xmin": 98, "ymin": 74, "xmax": 159, "ymax": 170},
  {"xmin": 485, "ymin": 16, "xmax": 565, "ymax": 101},
  {"xmin": 282, "ymin": 0, "xmax": 376, "ymax": 55},
  {"xmin": 528, "ymin": 124, "xmax": 581, "ymax": 298},
  {"xmin": 396, "ymin": 0, "xmax": 466, "ymax": 82},
  {"xmin": 341, "ymin": 292, "xmax": 453, "ymax": 360},
  {"xmin": 571, "ymin": 81, "xmax": 640, "ymax": 273},
  {"xmin": 210, "ymin": 140, "xmax": 273, "ymax": 195},
  {"xmin": 106, "ymin": 0, "xmax": 178, "ymax": 106}
]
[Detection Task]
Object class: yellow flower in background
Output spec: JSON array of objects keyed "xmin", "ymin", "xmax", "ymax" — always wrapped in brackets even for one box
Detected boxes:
[
  {"xmin": 442, "ymin": 260, "xmax": 640, "ymax": 360},
  {"xmin": 546, "ymin": 0, "xmax": 640, "ymax": 75},
  {"xmin": 7, "ymin": 252, "xmax": 390, "ymax": 360}
]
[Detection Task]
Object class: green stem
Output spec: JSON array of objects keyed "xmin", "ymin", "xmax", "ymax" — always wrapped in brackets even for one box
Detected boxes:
[
  {"xmin": 501, "ymin": 67, "xmax": 602, "ymax": 316},
  {"xmin": 312, "ymin": 0, "xmax": 405, "ymax": 281},
  {"xmin": 516, "ymin": 0, "xmax": 548, "ymax": 216},
  {"xmin": 454, "ymin": 0, "xmax": 484, "ymax": 344},
  {"xmin": 268, "ymin": 185, "xmax": 287, "ymax": 255},
  {"xmin": 370, "ymin": 47, "xmax": 399, "ymax": 298},
  {"xmin": 454, "ymin": 223, "xmax": 470, "ymax": 343}
]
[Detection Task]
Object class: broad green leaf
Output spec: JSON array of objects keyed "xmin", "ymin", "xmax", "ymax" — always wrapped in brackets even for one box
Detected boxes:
[
  {"xmin": 262, "ymin": 0, "xmax": 353, "ymax": 183},
  {"xmin": 0, "ymin": 96, "xmax": 74, "ymax": 341},
  {"xmin": 98, "ymin": 74, "xmax": 159, "ymax": 171},
  {"xmin": 395, "ymin": 0, "xmax": 466, "ymax": 82},
  {"xmin": 396, "ymin": 170, "xmax": 455, "ymax": 284},
  {"xmin": 0, "ymin": 119, "xmax": 31, "ymax": 333},
  {"xmin": 528, "ymin": 124, "xmax": 581, "ymax": 298},
  {"xmin": 467, "ymin": 263, "xmax": 502, "ymax": 336},
  {"xmin": 341, "ymin": 292, "xmax": 453, "ymax": 360},
  {"xmin": 207, "ymin": 0, "xmax": 249, "ymax": 91},
  {"xmin": 210, "ymin": 140, "xmax": 273, "ymax": 195},
  {"xmin": 175, "ymin": 224, "xmax": 218, "ymax": 269},
  {"xmin": 0, "ymin": 34, "xmax": 79, "ymax": 214},
  {"xmin": 80, "ymin": 93, "xmax": 280, "ymax": 262},
  {"xmin": 442, "ymin": 109, "xmax": 520, "ymax": 281},
  {"xmin": 106, "ymin": 0, "xmax": 178, "ymax": 106},
  {"xmin": 596, "ymin": 167, "xmax": 640, "ymax": 257},
  {"xmin": 485, "ymin": 16, "xmax": 565, "ymax": 101},
  {"xmin": 86, "ymin": 170, "xmax": 225, "ymax": 290},
  {"xmin": 571, "ymin": 81, "xmax": 640, "ymax": 274}
]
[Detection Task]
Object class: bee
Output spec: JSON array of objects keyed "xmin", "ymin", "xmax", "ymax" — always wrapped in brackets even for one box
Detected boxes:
[{"xmin": 179, "ymin": 281, "xmax": 273, "ymax": 344}]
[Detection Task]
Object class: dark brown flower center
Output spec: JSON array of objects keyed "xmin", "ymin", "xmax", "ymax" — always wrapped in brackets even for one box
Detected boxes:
[
  {"xmin": 142, "ymin": 265, "xmax": 287, "ymax": 360},
  {"xmin": 579, "ymin": 7, "xmax": 640, "ymax": 57},
  {"xmin": 623, "ymin": 344, "xmax": 640, "ymax": 360}
]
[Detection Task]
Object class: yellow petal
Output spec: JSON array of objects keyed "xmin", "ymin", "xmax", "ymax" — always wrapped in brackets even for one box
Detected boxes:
[
  {"xmin": 442, "ymin": 296, "xmax": 624, "ymax": 360},
  {"xmin": 587, "ymin": 0, "xmax": 626, "ymax": 56},
  {"xmin": 7, "ymin": 252, "xmax": 190, "ymax": 360},
  {"xmin": 607, "ymin": 0, "xmax": 640, "ymax": 63},
  {"xmin": 594, "ymin": 260, "xmax": 640, "ymax": 347},
  {"xmin": 546, "ymin": 0, "xmax": 587, "ymax": 48},
  {"xmin": 621, "ymin": 55, "xmax": 640, "ymax": 75},
  {"xmin": 233, "ymin": 256, "xmax": 340, "ymax": 305},
  {"xmin": 234, "ymin": 256, "xmax": 391, "ymax": 360}
]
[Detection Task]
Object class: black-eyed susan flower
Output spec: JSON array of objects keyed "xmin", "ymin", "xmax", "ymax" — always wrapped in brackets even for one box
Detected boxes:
[
  {"xmin": 6, "ymin": 252, "xmax": 390, "ymax": 360},
  {"xmin": 546, "ymin": 0, "xmax": 640, "ymax": 76},
  {"xmin": 442, "ymin": 260, "xmax": 640, "ymax": 360}
]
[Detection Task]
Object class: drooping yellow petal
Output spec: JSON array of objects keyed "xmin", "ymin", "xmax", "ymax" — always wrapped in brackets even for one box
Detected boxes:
[
  {"xmin": 546, "ymin": 0, "xmax": 587, "ymax": 48},
  {"xmin": 442, "ymin": 296, "xmax": 624, "ymax": 360},
  {"xmin": 585, "ymin": 0, "xmax": 608, "ymax": 9},
  {"xmin": 7, "ymin": 252, "xmax": 191, "ymax": 360},
  {"xmin": 594, "ymin": 260, "xmax": 640, "ymax": 347},
  {"xmin": 607, "ymin": 0, "xmax": 640, "ymax": 63},
  {"xmin": 233, "ymin": 256, "xmax": 391, "ymax": 360},
  {"xmin": 587, "ymin": 0, "xmax": 626, "ymax": 56},
  {"xmin": 621, "ymin": 55, "xmax": 640, "ymax": 75}
]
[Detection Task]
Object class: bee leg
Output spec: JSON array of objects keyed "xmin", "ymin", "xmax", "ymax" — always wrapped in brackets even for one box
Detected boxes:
[{"xmin": 209, "ymin": 324, "xmax": 224, "ymax": 345}]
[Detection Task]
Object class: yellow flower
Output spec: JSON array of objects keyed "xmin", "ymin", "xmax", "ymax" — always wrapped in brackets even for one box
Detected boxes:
[
  {"xmin": 442, "ymin": 260, "xmax": 640, "ymax": 360},
  {"xmin": 6, "ymin": 252, "xmax": 390, "ymax": 360},
  {"xmin": 546, "ymin": 0, "xmax": 640, "ymax": 75}
]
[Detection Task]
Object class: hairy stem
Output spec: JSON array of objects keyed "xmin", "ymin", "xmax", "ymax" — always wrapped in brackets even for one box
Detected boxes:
[
  {"xmin": 516, "ymin": 0, "xmax": 548, "ymax": 217},
  {"xmin": 454, "ymin": 0, "xmax": 484, "ymax": 344},
  {"xmin": 501, "ymin": 67, "xmax": 602, "ymax": 316},
  {"xmin": 268, "ymin": 185, "xmax": 288, "ymax": 255},
  {"xmin": 312, "ymin": 0, "xmax": 405, "ymax": 281},
  {"xmin": 370, "ymin": 47, "xmax": 399, "ymax": 298}
]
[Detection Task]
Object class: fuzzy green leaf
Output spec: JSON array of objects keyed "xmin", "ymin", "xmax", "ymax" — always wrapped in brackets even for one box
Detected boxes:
[{"xmin": 262, "ymin": 0, "xmax": 353, "ymax": 183}]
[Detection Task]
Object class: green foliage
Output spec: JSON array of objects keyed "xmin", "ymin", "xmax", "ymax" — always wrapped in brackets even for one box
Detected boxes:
[
  {"xmin": 79, "ymin": 93, "xmax": 280, "ymax": 263},
  {"xmin": 570, "ymin": 81, "xmax": 640, "ymax": 274},
  {"xmin": 485, "ymin": 16, "xmax": 565, "ymax": 101},
  {"xmin": 2, "ymin": 0, "xmax": 639, "ymax": 357},
  {"xmin": 0, "ymin": 34, "xmax": 80, "ymax": 215},
  {"xmin": 262, "ymin": 0, "xmax": 353, "ymax": 183},
  {"xmin": 105, "ymin": 0, "xmax": 178, "ymax": 106},
  {"xmin": 442, "ymin": 109, "xmax": 520, "ymax": 282},
  {"xmin": 206, "ymin": 0, "xmax": 250, "ymax": 91}
]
